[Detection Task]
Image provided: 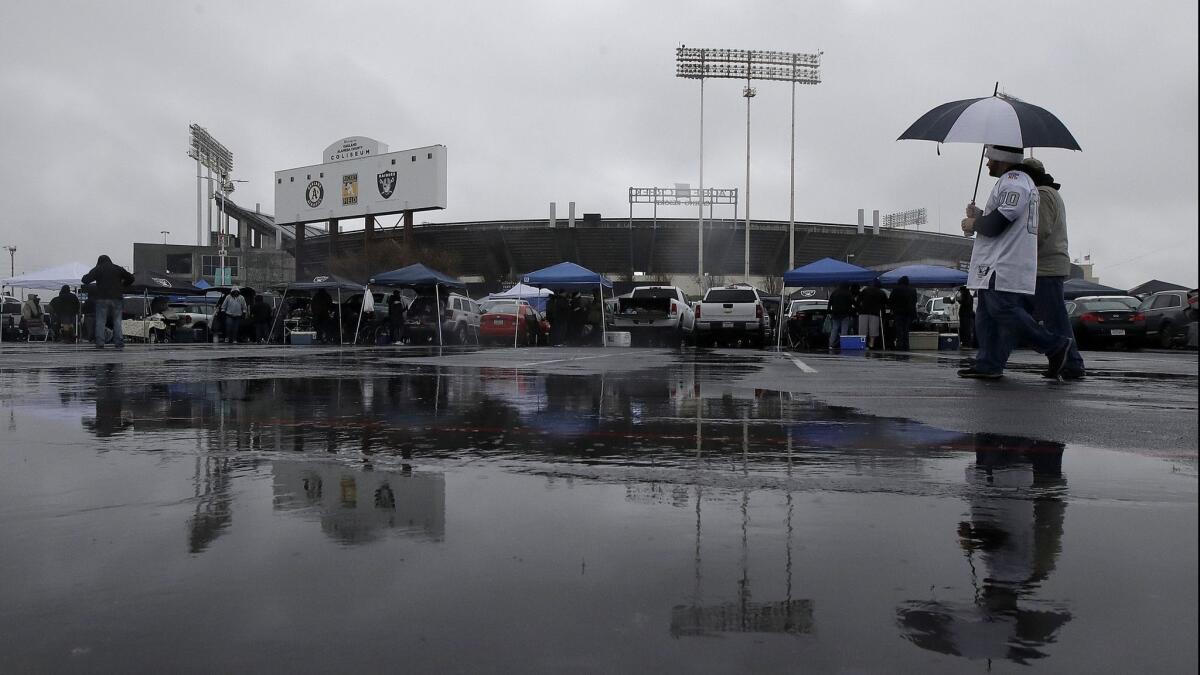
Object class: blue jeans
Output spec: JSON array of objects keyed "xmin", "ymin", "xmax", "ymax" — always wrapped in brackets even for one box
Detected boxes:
[
  {"xmin": 974, "ymin": 282, "xmax": 1066, "ymax": 374},
  {"xmin": 94, "ymin": 299, "xmax": 124, "ymax": 348},
  {"xmin": 828, "ymin": 316, "xmax": 853, "ymax": 348},
  {"xmin": 225, "ymin": 316, "xmax": 242, "ymax": 343},
  {"xmin": 1030, "ymin": 276, "xmax": 1085, "ymax": 373}
]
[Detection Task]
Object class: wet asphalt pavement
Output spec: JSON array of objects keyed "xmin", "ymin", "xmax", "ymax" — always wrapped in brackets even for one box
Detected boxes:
[{"xmin": 0, "ymin": 343, "xmax": 1196, "ymax": 673}]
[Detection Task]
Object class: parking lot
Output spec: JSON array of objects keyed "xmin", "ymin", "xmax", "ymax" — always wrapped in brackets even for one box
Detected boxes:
[{"xmin": 0, "ymin": 342, "xmax": 1195, "ymax": 672}]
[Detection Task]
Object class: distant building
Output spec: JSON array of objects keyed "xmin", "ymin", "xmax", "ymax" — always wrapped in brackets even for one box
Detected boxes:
[{"xmin": 1072, "ymin": 256, "xmax": 1099, "ymax": 283}]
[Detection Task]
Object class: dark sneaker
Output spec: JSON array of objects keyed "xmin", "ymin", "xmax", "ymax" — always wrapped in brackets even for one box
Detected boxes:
[
  {"xmin": 1045, "ymin": 338, "xmax": 1074, "ymax": 377},
  {"xmin": 958, "ymin": 367, "xmax": 1002, "ymax": 379}
]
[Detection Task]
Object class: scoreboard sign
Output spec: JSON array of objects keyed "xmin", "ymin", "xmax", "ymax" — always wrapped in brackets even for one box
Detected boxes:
[{"xmin": 275, "ymin": 138, "xmax": 447, "ymax": 224}]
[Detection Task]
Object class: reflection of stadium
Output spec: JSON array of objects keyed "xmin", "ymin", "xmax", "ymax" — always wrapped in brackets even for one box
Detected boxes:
[{"xmin": 272, "ymin": 461, "xmax": 445, "ymax": 545}]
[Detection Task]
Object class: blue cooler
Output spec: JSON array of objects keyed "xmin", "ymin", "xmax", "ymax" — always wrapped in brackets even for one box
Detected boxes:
[
  {"xmin": 938, "ymin": 333, "xmax": 961, "ymax": 350},
  {"xmin": 839, "ymin": 335, "xmax": 867, "ymax": 350}
]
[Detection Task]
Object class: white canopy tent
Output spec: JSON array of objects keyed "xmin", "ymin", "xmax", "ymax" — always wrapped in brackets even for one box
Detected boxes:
[{"xmin": 1, "ymin": 262, "xmax": 92, "ymax": 344}]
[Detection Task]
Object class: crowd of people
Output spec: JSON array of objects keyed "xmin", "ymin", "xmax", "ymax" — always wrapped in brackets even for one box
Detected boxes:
[
  {"xmin": 817, "ymin": 276, "xmax": 921, "ymax": 351},
  {"xmin": 544, "ymin": 290, "xmax": 605, "ymax": 346}
]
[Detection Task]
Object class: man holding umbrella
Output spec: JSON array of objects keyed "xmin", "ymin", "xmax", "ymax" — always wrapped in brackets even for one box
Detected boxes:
[{"xmin": 958, "ymin": 145, "xmax": 1072, "ymax": 379}]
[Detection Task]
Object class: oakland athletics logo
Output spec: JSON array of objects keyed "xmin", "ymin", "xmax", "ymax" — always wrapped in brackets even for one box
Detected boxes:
[{"xmin": 305, "ymin": 181, "xmax": 324, "ymax": 208}]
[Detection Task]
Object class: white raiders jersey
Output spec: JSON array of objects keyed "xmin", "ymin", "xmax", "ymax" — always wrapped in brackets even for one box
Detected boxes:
[{"xmin": 967, "ymin": 169, "xmax": 1040, "ymax": 295}]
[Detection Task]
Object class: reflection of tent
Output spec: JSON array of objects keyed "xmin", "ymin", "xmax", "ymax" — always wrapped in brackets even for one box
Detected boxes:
[
  {"xmin": 0, "ymin": 261, "xmax": 93, "ymax": 290},
  {"xmin": 897, "ymin": 599, "xmax": 1072, "ymax": 664},
  {"xmin": 370, "ymin": 263, "xmax": 466, "ymax": 290},
  {"xmin": 671, "ymin": 600, "xmax": 814, "ymax": 636},
  {"xmin": 782, "ymin": 257, "xmax": 877, "ymax": 287},
  {"xmin": 1063, "ymin": 278, "xmax": 1126, "ymax": 299},
  {"xmin": 879, "ymin": 264, "xmax": 967, "ymax": 288}
]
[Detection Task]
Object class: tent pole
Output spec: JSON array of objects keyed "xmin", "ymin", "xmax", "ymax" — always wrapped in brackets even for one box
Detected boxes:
[
  {"xmin": 599, "ymin": 281, "xmax": 606, "ymax": 348},
  {"xmin": 353, "ymin": 284, "xmax": 366, "ymax": 345},
  {"xmin": 337, "ymin": 288, "xmax": 343, "ymax": 345},
  {"xmin": 269, "ymin": 289, "xmax": 286, "ymax": 344},
  {"xmin": 776, "ymin": 285, "xmax": 786, "ymax": 350},
  {"xmin": 513, "ymin": 299, "xmax": 520, "ymax": 349},
  {"xmin": 435, "ymin": 285, "xmax": 443, "ymax": 346},
  {"xmin": 143, "ymin": 290, "xmax": 148, "ymax": 345}
]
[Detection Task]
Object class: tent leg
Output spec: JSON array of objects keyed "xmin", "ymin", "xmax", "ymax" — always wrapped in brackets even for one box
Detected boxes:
[
  {"xmin": 143, "ymin": 290, "xmax": 148, "ymax": 345},
  {"xmin": 269, "ymin": 290, "xmax": 287, "ymax": 345},
  {"xmin": 353, "ymin": 285, "xmax": 366, "ymax": 345},
  {"xmin": 599, "ymin": 281, "xmax": 606, "ymax": 348},
  {"xmin": 776, "ymin": 286, "xmax": 786, "ymax": 350},
  {"xmin": 338, "ymin": 289, "xmax": 343, "ymax": 346},
  {"xmin": 435, "ymin": 285, "xmax": 443, "ymax": 346}
]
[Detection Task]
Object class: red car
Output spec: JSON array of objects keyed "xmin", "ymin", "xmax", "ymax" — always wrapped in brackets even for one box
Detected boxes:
[{"xmin": 480, "ymin": 301, "xmax": 546, "ymax": 346}]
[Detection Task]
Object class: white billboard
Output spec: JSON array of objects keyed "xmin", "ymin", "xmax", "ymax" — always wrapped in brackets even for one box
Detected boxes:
[{"xmin": 274, "ymin": 141, "xmax": 447, "ymax": 224}]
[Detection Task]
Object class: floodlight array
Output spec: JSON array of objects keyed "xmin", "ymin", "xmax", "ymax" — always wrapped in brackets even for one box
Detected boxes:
[
  {"xmin": 187, "ymin": 123, "xmax": 234, "ymax": 176},
  {"xmin": 676, "ymin": 46, "xmax": 821, "ymax": 83},
  {"xmin": 882, "ymin": 207, "xmax": 928, "ymax": 229}
]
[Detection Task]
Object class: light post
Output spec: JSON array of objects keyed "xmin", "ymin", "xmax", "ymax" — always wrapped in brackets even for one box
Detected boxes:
[
  {"xmin": 845, "ymin": 253, "xmax": 855, "ymax": 263},
  {"xmin": 4, "ymin": 246, "xmax": 14, "ymax": 278},
  {"xmin": 676, "ymin": 47, "xmax": 821, "ymax": 280},
  {"xmin": 215, "ymin": 177, "xmax": 247, "ymax": 286},
  {"xmin": 160, "ymin": 230, "xmax": 170, "ymax": 245}
]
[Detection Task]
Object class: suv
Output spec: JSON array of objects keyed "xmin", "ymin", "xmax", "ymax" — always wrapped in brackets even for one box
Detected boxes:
[
  {"xmin": 693, "ymin": 284, "xmax": 768, "ymax": 348},
  {"xmin": 1139, "ymin": 290, "xmax": 1192, "ymax": 348},
  {"xmin": 405, "ymin": 292, "xmax": 481, "ymax": 344}
]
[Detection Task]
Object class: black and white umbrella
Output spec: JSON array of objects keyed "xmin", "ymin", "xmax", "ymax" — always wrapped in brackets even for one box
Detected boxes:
[{"xmin": 898, "ymin": 94, "xmax": 1081, "ymax": 150}]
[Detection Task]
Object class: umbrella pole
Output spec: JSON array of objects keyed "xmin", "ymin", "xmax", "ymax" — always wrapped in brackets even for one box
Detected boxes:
[{"xmin": 970, "ymin": 82, "xmax": 1001, "ymax": 205}]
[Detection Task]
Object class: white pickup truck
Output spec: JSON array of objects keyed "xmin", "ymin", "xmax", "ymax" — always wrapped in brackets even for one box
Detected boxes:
[
  {"xmin": 693, "ymin": 284, "xmax": 768, "ymax": 348},
  {"xmin": 611, "ymin": 286, "xmax": 695, "ymax": 346}
]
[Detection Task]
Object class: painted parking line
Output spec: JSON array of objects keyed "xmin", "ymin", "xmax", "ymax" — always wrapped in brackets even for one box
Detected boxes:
[
  {"xmin": 788, "ymin": 356, "xmax": 817, "ymax": 373},
  {"xmin": 516, "ymin": 352, "xmax": 625, "ymax": 368}
]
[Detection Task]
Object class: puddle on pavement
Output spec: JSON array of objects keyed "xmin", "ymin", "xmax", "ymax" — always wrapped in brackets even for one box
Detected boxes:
[{"xmin": 0, "ymin": 359, "xmax": 1195, "ymax": 673}]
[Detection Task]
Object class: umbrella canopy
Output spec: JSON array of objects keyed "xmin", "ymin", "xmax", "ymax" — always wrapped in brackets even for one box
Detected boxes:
[
  {"xmin": 1063, "ymin": 278, "xmax": 1126, "ymax": 299},
  {"xmin": 283, "ymin": 274, "xmax": 364, "ymax": 293},
  {"xmin": 898, "ymin": 95, "xmax": 1081, "ymax": 150},
  {"xmin": 878, "ymin": 264, "xmax": 968, "ymax": 288},
  {"xmin": 370, "ymin": 263, "xmax": 466, "ymax": 290},
  {"xmin": 522, "ymin": 262, "xmax": 613, "ymax": 290},
  {"xmin": 782, "ymin": 257, "xmax": 877, "ymax": 287},
  {"xmin": 0, "ymin": 261, "xmax": 93, "ymax": 290}
]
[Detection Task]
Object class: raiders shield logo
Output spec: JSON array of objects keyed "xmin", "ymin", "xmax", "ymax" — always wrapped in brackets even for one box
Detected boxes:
[{"xmin": 377, "ymin": 170, "xmax": 397, "ymax": 199}]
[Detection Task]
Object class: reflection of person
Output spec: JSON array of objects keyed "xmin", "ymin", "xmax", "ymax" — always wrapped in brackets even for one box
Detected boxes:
[
  {"xmin": 82, "ymin": 254, "xmax": 134, "ymax": 349},
  {"xmin": 897, "ymin": 433, "xmax": 1070, "ymax": 666},
  {"xmin": 888, "ymin": 276, "xmax": 918, "ymax": 350},
  {"xmin": 958, "ymin": 145, "xmax": 1072, "ymax": 379}
]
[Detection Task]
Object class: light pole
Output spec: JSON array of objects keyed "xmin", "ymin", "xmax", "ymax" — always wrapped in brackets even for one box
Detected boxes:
[
  {"xmin": 160, "ymin": 231, "xmax": 170, "ymax": 245},
  {"xmin": 845, "ymin": 253, "xmax": 855, "ymax": 263},
  {"xmin": 4, "ymin": 246, "xmax": 14, "ymax": 278},
  {"xmin": 676, "ymin": 47, "xmax": 821, "ymax": 281},
  {"xmin": 216, "ymin": 178, "xmax": 248, "ymax": 286}
]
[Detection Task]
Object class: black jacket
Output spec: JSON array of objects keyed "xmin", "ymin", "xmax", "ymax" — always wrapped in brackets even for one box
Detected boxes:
[
  {"xmin": 828, "ymin": 288, "xmax": 854, "ymax": 317},
  {"xmin": 888, "ymin": 285, "xmax": 919, "ymax": 316},
  {"xmin": 82, "ymin": 258, "xmax": 134, "ymax": 300},
  {"xmin": 857, "ymin": 286, "xmax": 887, "ymax": 314}
]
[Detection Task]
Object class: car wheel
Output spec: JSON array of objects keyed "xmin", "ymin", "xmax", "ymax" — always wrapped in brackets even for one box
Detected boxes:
[{"xmin": 1159, "ymin": 322, "xmax": 1174, "ymax": 349}]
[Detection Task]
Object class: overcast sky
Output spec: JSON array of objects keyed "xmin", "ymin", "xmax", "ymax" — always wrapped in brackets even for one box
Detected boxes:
[{"xmin": 1, "ymin": 0, "xmax": 1196, "ymax": 288}]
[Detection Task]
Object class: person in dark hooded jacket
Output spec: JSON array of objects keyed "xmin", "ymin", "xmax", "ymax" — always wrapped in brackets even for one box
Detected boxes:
[
  {"xmin": 82, "ymin": 255, "xmax": 134, "ymax": 348},
  {"xmin": 48, "ymin": 285, "xmax": 81, "ymax": 342}
]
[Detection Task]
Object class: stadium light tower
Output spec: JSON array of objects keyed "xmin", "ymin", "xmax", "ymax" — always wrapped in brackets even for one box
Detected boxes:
[
  {"xmin": 676, "ymin": 46, "xmax": 821, "ymax": 280},
  {"xmin": 187, "ymin": 124, "xmax": 234, "ymax": 247}
]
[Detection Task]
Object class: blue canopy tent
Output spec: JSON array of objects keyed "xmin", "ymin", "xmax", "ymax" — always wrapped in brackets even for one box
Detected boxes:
[
  {"xmin": 878, "ymin": 264, "xmax": 967, "ymax": 288},
  {"xmin": 522, "ymin": 262, "xmax": 614, "ymax": 347},
  {"xmin": 782, "ymin": 257, "xmax": 878, "ymax": 287},
  {"xmin": 369, "ymin": 264, "xmax": 468, "ymax": 346},
  {"xmin": 777, "ymin": 258, "xmax": 878, "ymax": 349}
]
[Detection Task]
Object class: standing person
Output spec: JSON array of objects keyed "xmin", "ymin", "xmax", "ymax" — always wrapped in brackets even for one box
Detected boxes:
[
  {"xmin": 49, "ymin": 285, "xmax": 81, "ymax": 342},
  {"xmin": 1022, "ymin": 157, "xmax": 1085, "ymax": 379},
  {"xmin": 956, "ymin": 286, "xmax": 975, "ymax": 349},
  {"xmin": 311, "ymin": 289, "xmax": 333, "ymax": 343},
  {"xmin": 82, "ymin": 254, "xmax": 134, "ymax": 349},
  {"xmin": 827, "ymin": 283, "xmax": 854, "ymax": 350},
  {"xmin": 250, "ymin": 295, "xmax": 273, "ymax": 343},
  {"xmin": 888, "ymin": 276, "xmax": 919, "ymax": 351},
  {"xmin": 857, "ymin": 280, "xmax": 888, "ymax": 350},
  {"xmin": 219, "ymin": 289, "xmax": 248, "ymax": 344},
  {"xmin": 958, "ymin": 145, "xmax": 1072, "ymax": 379},
  {"xmin": 387, "ymin": 291, "xmax": 406, "ymax": 344}
]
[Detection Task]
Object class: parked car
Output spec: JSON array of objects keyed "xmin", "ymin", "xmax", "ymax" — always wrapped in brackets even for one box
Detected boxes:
[
  {"xmin": 1073, "ymin": 295, "xmax": 1141, "ymax": 311},
  {"xmin": 1066, "ymin": 298, "xmax": 1146, "ymax": 350},
  {"xmin": 693, "ymin": 283, "xmax": 768, "ymax": 348},
  {"xmin": 919, "ymin": 295, "xmax": 960, "ymax": 332},
  {"xmin": 1139, "ymin": 289, "xmax": 1193, "ymax": 348},
  {"xmin": 784, "ymin": 299, "xmax": 830, "ymax": 349},
  {"xmin": 1, "ymin": 294, "xmax": 23, "ymax": 340},
  {"xmin": 404, "ymin": 292, "xmax": 481, "ymax": 344},
  {"xmin": 480, "ymin": 300, "xmax": 545, "ymax": 346},
  {"xmin": 610, "ymin": 285, "xmax": 695, "ymax": 346}
]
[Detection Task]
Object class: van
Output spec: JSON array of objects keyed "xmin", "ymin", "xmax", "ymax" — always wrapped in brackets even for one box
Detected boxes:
[{"xmin": 404, "ymin": 292, "xmax": 481, "ymax": 344}]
